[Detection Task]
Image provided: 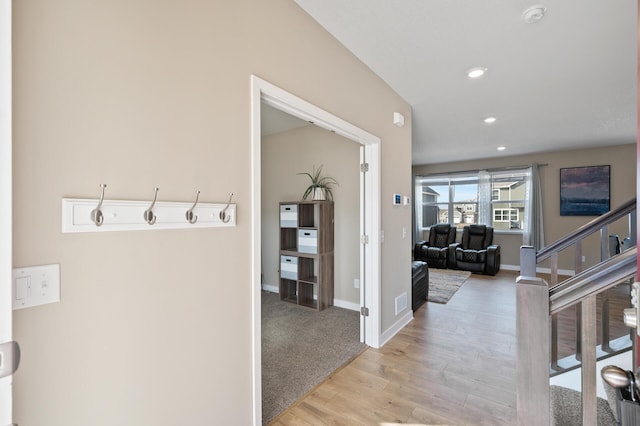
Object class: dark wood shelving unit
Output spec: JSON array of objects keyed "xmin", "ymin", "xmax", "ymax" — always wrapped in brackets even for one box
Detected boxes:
[{"xmin": 279, "ymin": 201, "xmax": 334, "ymax": 311}]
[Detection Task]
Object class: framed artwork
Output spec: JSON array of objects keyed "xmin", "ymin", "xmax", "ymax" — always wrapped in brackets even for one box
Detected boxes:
[{"xmin": 560, "ymin": 165, "xmax": 610, "ymax": 216}]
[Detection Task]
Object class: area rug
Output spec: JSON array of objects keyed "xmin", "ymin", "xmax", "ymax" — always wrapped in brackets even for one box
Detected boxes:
[
  {"xmin": 428, "ymin": 268, "xmax": 472, "ymax": 304},
  {"xmin": 261, "ymin": 291, "xmax": 365, "ymax": 425}
]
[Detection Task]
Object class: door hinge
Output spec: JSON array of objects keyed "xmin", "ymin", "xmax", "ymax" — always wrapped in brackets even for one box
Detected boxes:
[
  {"xmin": 360, "ymin": 163, "xmax": 369, "ymax": 173},
  {"xmin": 360, "ymin": 234, "xmax": 369, "ymax": 244},
  {"xmin": 360, "ymin": 306, "xmax": 369, "ymax": 316}
]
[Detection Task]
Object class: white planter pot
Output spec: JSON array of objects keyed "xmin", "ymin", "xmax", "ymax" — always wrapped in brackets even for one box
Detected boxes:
[{"xmin": 313, "ymin": 187, "xmax": 326, "ymax": 201}]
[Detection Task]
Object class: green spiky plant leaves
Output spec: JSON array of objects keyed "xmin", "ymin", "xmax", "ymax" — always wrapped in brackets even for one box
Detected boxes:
[{"xmin": 297, "ymin": 165, "xmax": 339, "ymax": 201}]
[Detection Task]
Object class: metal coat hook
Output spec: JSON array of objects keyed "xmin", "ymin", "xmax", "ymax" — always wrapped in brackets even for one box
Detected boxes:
[
  {"xmin": 144, "ymin": 187, "xmax": 159, "ymax": 225},
  {"xmin": 219, "ymin": 192, "xmax": 234, "ymax": 223},
  {"xmin": 90, "ymin": 184, "xmax": 107, "ymax": 227},
  {"xmin": 185, "ymin": 190, "xmax": 200, "ymax": 224}
]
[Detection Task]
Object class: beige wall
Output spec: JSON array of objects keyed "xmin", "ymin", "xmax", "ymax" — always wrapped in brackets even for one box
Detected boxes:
[
  {"xmin": 413, "ymin": 144, "xmax": 636, "ymax": 271},
  {"xmin": 12, "ymin": 1, "xmax": 412, "ymax": 425},
  {"xmin": 262, "ymin": 124, "xmax": 360, "ymax": 305}
]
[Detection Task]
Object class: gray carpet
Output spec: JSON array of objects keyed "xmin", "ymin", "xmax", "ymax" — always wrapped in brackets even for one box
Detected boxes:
[
  {"xmin": 261, "ymin": 291, "xmax": 365, "ymax": 425},
  {"xmin": 428, "ymin": 268, "xmax": 472, "ymax": 304}
]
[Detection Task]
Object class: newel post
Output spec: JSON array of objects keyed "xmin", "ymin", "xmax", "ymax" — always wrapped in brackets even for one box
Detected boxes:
[
  {"xmin": 520, "ymin": 245, "xmax": 537, "ymax": 277},
  {"xmin": 517, "ymin": 246, "xmax": 549, "ymax": 425}
]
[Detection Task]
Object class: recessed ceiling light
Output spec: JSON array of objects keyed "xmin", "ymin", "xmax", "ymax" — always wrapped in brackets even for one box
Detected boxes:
[
  {"xmin": 497, "ymin": 146, "xmax": 506, "ymax": 151},
  {"xmin": 467, "ymin": 67, "xmax": 487, "ymax": 79},
  {"xmin": 522, "ymin": 5, "xmax": 547, "ymax": 24},
  {"xmin": 484, "ymin": 117, "xmax": 497, "ymax": 124}
]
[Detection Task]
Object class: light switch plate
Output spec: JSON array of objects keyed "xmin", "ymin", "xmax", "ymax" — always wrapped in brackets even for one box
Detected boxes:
[{"xmin": 12, "ymin": 264, "xmax": 60, "ymax": 310}]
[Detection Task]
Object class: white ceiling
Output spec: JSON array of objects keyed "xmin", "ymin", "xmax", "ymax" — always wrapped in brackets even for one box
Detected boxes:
[{"xmin": 293, "ymin": 0, "xmax": 637, "ymax": 165}]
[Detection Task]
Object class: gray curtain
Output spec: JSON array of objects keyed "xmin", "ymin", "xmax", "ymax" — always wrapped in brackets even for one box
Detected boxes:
[
  {"xmin": 414, "ymin": 176, "xmax": 423, "ymax": 243},
  {"xmin": 523, "ymin": 163, "xmax": 545, "ymax": 250},
  {"xmin": 477, "ymin": 170, "xmax": 492, "ymax": 225}
]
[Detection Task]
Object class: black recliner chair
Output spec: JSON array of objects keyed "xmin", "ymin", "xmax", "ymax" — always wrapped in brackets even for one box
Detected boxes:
[
  {"xmin": 414, "ymin": 223, "xmax": 457, "ymax": 269},
  {"xmin": 449, "ymin": 224, "xmax": 500, "ymax": 275}
]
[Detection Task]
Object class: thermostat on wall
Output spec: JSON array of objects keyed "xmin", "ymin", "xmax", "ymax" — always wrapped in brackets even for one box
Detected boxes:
[{"xmin": 393, "ymin": 194, "xmax": 402, "ymax": 205}]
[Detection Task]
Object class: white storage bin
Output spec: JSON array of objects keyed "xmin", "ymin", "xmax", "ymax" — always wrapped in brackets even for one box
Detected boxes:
[
  {"xmin": 298, "ymin": 229, "xmax": 318, "ymax": 254},
  {"xmin": 280, "ymin": 204, "xmax": 298, "ymax": 228},
  {"xmin": 280, "ymin": 255, "xmax": 298, "ymax": 280}
]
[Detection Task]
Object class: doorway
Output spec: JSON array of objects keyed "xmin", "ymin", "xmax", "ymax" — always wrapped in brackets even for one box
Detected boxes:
[
  {"xmin": 260, "ymin": 104, "xmax": 361, "ymax": 309},
  {"xmin": 250, "ymin": 75, "xmax": 381, "ymax": 425},
  {"xmin": 260, "ymin": 103, "xmax": 363, "ymax": 424}
]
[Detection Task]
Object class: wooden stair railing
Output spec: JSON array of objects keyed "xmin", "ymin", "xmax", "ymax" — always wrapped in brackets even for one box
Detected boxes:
[{"xmin": 517, "ymin": 198, "xmax": 637, "ymax": 425}]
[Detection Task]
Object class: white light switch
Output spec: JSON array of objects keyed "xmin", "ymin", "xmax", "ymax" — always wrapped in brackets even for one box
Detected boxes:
[
  {"xmin": 15, "ymin": 276, "xmax": 29, "ymax": 300},
  {"xmin": 12, "ymin": 264, "xmax": 60, "ymax": 310}
]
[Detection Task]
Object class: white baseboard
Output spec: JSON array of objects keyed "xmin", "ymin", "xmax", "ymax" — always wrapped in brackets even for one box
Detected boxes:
[
  {"xmin": 501, "ymin": 264, "xmax": 575, "ymax": 276},
  {"xmin": 333, "ymin": 299, "xmax": 360, "ymax": 312},
  {"xmin": 261, "ymin": 284, "xmax": 278, "ymax": 293},
  {"xmin": 379, "ymin": 310, "xmax": 413, "ymax": 347},
  {"xmin": 500, "ymin": 264, "xmax": 520, "ymax": 272},
  {"xmin": 261, "ymin": 283, "xmax": 360, "ymax": 312}
]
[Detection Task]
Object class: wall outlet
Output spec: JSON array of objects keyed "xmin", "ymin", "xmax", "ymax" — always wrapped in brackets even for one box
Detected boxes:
[
  {"xmin": 582, "ymin": 255, "xmax": 586, "ymax": 263},
  {"xmin": 354, "ymin": 278, "xmax": 360, "ymax": 289}
]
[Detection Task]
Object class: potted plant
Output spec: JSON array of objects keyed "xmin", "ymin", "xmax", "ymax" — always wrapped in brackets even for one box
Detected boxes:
[{"xmin": 298, "ymin": 165, "xmax": 339, "ymax": 201}]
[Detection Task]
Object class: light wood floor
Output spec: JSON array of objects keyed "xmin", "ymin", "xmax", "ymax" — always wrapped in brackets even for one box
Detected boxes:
[
  {"xmin": 269, "ymin": 270, "xmax": 632, "ymax": 425},
  {"xmin": 271, "ymin": 271, "xmax": 519, "ymax": 425}
]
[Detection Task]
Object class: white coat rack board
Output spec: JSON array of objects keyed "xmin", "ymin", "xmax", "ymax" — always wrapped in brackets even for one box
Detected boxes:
[{"xmin": 62, "ymin": 186, "xmax": 236, "ymax": 233}]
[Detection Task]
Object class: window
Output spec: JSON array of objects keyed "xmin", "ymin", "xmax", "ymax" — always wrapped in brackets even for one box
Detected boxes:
[
  {"xmin": 494, "ymin": 208, "xmax": 519, "ymax": 222},
  {"xmin": 491, "ymin": 171, "xmax": 527, "ymax": 230},
  {"xmin": 415, "ymin": 168, "xmax": 530, "ymax": 239},
  {"xmin": 415, "ymin": 174, "xmax": 479, "ymax": 231}
]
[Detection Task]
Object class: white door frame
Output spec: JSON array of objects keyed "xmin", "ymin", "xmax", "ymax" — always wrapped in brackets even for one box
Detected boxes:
[
  {"xmin": 250, "ymin": 75, "xmax": 381, "ymax": 425},
  {"xmin": 0, "ymin": 0, "xmax": 13, "ymax": 424}
]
